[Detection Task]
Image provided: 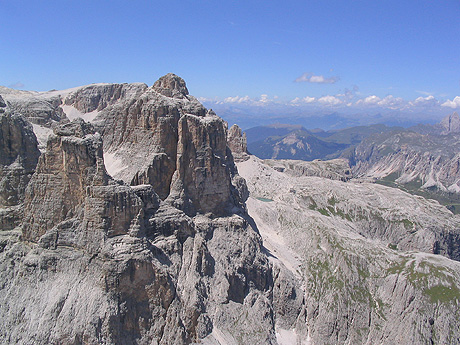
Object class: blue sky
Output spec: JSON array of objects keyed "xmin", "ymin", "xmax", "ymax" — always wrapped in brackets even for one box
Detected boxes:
[{"xmin": 1, "ymin": 0, "xmax": 460, "ymax": 125}]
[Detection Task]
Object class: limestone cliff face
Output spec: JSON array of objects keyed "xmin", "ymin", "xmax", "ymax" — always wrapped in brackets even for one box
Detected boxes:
[
  {"xmin": 62, "ymin": 74, "xmax": 246, "ymax": 216},
  {"xmin": 0, "ymin": 112, "xmax": 40, "ymax": 206},
  {"xmin": 0, "ymin": 110, "xmax": 40, "ymax": 230},
  {"xmin": 169, "ymin": 113, "xmax": 238, "ymax": 215},
  {"xmin": 440, "ymin": 111, "xmax": 460, "ymax": 134},
  {"xmin": 227, "ymin": 124, "xmax": 250, "ymax": 162},
  {"xmin": 22, "ymin": 118, "xmax": 142, "ymax": 248},
  {"xmin": 0, "ymin": 76, "xmax": 281, "ymax": 344},
  {"xmin": 63, "ymin": 83, "xmax": 147, "ymax": 113},
  {"xmin": 87, "ymin": 74, "xmax": 207, "ymax": 200}
]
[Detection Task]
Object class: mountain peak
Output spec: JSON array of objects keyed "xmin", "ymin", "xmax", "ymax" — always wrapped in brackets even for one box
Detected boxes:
[
  {"xmin": 153, "ymin": 73, "xmax": 189, "ymax": 98},
  {"xmin": 440, "ymin": 111, "xmax": 460, "ymax": 133}
]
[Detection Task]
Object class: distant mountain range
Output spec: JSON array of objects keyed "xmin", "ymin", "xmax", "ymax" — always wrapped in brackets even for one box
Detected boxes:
[
  {"xmin": 246, "ymin": 112, "xmax": 460, "ymax": 210},
  {"xmin": 246, "ymin": 122, "xmax": 403, "ymax": 160}
]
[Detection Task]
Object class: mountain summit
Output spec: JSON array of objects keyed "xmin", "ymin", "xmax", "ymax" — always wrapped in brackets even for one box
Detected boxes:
[{"xmin": 152, "ymin": 73, "xmax": 189, "ymax": 98}]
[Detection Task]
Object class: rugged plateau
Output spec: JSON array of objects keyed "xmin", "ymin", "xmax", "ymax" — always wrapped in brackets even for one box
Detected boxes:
[{"xmin": 1, "ymin": 75, "xmax": 459, "ymax": 344}]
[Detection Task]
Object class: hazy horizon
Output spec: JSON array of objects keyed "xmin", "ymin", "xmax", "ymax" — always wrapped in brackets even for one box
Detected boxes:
[{"xmin": 2, "ymin": 0, "xmax": 459, "ymax": 130}]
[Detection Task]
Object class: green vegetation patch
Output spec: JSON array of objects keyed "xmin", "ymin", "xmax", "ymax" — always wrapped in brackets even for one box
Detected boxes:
[
  {"xmin": 424, "ymin": 285, "xmax": 460, "ymax": 303},
  {"xmin": 317, "ymin": 208, "xmax": 330, "ymax": 216},
  {"xmin": 327, "ymin": 196, "xmax": 338, "ymax": 206},
  {"xmin": 387, "ymin": 243, "xmax": 398, "ymax": 250},
  {"xmin": 388, "ymin": 258, "xmax": 460, "ymax": 304}
]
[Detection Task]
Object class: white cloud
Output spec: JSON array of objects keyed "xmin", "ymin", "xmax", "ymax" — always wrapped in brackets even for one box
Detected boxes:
[
  {"xmin": 260, "ymin": 94, "xmax": 269, "ymax": 103},
  {"xmin": 303, "ymin": 96, "xmax": 316, "ymax": 103},
  {"xmin": 411, "ymin": 95, "xmax": 439, "ymax": 107},
  {"xmin": 220, "ymin": 94, "xmax": 277, "ymax": 106},
  {"xmin": 223, "ymin": 95, "xmax": 251, "ymax": 104},
  {"xmin": 202, "ymin": 91, "xmax": 451, "ymax": 115},
  {"xmin": 291, "ymin": 96, "xmax": 316, "ymax": 104},
  {"xmin": 377, "ymin": 95, "xmax": 404, "ymax": 108},
  {"xmin": 295, "ymin": 72, "xmax": 339, "ymax": 84},
  {"xmin": 318, "ymin": 95, "xmax": 342, "ymax": 106},
  {"xmin": 441, "ymin": 96, "xmax": 460, "ymax": 109},
  {"xmin": 354, "ymin": 95, "xmax": 404, "ymax": 109},
  {"xmin": 356, "ymin": 95, "xmax": 381, "ymax": 105}
]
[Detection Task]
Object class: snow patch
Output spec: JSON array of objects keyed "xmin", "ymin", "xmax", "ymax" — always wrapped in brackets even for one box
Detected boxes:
[
  {"xmin": 31, "ymin": 123, "xmax": 53, "ymax": 150},
  {"xmin": 61, "ymin": 104, "xmax": 100, "ymax": 122},
  {"xmin": 103, "ymin": 151, "xmax": 127, "ymax": 178},
  {"xmin": 247, "ymin": 197, "xmax": 302, "ymax": 278},
  {"xmin": 276, "ymin": 328, "xmax": 297, "ymax": 345}
]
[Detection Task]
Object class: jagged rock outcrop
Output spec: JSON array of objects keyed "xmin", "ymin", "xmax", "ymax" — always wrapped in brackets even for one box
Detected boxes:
[
  {"xmin": 264, "ymin": 158, "xmax": 352, "ymax": 181},
  {"xmin": 0, "ymin": 95, "xmax": 6, "ymax": 112},
  {"xmin": 83, "ymin": 75, "xmax": 207, "ymax": 200},
  {"xmin": 227, "ymin": 124, "xmax": 250, "ymax": 162},
  {"xmin": 168, "ymin": 113, "xmax": 244, "ymax": 215},
  {"xmin": 0, "ymin": 112, "xmax": 40, "ymax": 206},
  {"xmin": 22, "ymin": 118, "xmax": 143, "ymax": 250},
  {"xmin": 63, "ymin": 83, "xmax": 147, "ymax": 114},
  {"xmin": 153, "ymin": 73, "xmax": 189, "ymax": 99},
  {"xmin": 0, "ymin": 86, "xmax": 64, "ymax": 127},
  {"xmin": 0, "ymin": 111, "xmax": 40, "ymax": 230}
]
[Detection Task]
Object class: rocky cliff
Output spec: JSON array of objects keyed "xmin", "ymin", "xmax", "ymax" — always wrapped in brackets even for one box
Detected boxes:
[
  {"xmin": 0, "ymin": 104, "xmax": 41, "ymax": 231},
  {"xmin": 0, "ymin": 75, "xmax": 295, "ymax": 345}
]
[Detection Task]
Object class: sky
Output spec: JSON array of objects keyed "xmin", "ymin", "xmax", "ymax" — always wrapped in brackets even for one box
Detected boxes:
[{"xmin": 1, "ymin": 0, "xmax": 460, "ymax": 128}]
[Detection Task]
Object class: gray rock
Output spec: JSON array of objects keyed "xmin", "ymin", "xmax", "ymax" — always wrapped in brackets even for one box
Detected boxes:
[
  {"xmin": 238, "ymin": 156, "xmax": 460, "ymax": 345},
  {"xmin": 440, "ymin": 111, "xmax": 460, "ymax": 134},
  {"xmin": 153, "ymin": 73, "xmax": 189, "ymax": 99},
  {"xmin": 227, "ymin": 124, "xmax": 250, "ymax": 162},
  {"xmin": 0, "ymin": 81, "xmax": 279, "ymax": 344},
  {"xmin": 0, "ymin": 112, "xmax": 40, "ymax": 230}
]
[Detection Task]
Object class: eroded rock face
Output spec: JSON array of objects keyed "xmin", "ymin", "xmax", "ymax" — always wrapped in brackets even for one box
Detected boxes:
[
  {"xmin": 64, "ymin": 83, "xmax": 147, "ymax": 113},
  {"xmin": 227, "ymin": 124, "xmax": 250, "ymax": 162},
  {"xmin": 22, "ymin": 118, "xmax": 142, "ymax": 246},
  {"xmin": 238, "ymin": 156, "xmax": 460, "ymax": 345},
  {"xmin": 168, "ymin": 113, "xmax": 238, "ymax": 215},
  {"xmin": 0, "ymin": 87, "xmax": 63, "ymax": 127},
  {"xmin": 153, "ymin": 73, "xmax": 189, "ymax": 99},
  {"xmin": 0, "ymin": 78, "xmax": 281, "ymax": 344},
  {"xmin": 0, "ymin": 111, "xmax": 40, "ymax": 231},
  {"xmin": 0, "ymin": 95, "xmax": 6, "ymax": 111},
  {"xmin": 0, "ymin": 112, "xmax": 40, "ymax": 207},
  {"xmin": 348, "ymin": 113, "xmax": 460, "ymax": 194},
  {"xmin": 88, "ymin": 75, "xmax": 206, "ymax": 200}
]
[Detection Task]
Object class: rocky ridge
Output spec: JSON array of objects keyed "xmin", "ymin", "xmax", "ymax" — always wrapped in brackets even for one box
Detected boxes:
[{"xmin": 238, "ymin": 156, "xmax": 460, "ymax": 344}]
